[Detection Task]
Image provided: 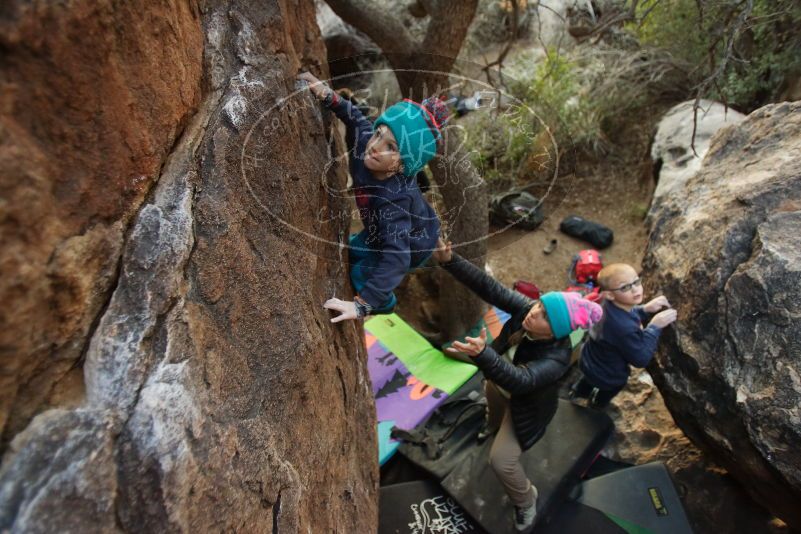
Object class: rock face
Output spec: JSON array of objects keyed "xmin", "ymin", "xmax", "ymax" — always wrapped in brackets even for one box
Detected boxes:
[
  {"xmin": 644, "ymin": 101, "xmax": 801, "ymax": 528},
  {"xmin": 0, "ymin": 0, "xmax": 377, "ymax": 532}
]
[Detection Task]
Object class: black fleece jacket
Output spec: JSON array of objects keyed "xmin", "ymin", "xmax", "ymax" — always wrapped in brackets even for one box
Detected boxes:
[{"xmin": 442, "ymin": 253, "xmax": 572, "ymax": 450}]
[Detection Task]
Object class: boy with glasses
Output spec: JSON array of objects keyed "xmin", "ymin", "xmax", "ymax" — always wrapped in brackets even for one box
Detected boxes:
[{"xmin": 570, "ymin": 264, "xmax": 677, "ymax": 408}]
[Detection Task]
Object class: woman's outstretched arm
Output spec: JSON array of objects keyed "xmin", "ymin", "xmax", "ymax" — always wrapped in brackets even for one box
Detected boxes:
[{"xmin": 434, "ymin": 239, "xmax": 532, "ymax": 316}]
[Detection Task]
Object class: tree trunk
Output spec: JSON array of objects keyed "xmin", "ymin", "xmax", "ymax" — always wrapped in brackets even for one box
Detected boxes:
[{"xmin": 431, "ymin": 132, "xmax": 489, "ymax": 340}]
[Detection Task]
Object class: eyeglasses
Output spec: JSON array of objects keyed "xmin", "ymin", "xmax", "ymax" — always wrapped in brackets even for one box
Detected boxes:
[{"xmin": 611, "ymin": 278, "xmax": 642, "ymax": 293}]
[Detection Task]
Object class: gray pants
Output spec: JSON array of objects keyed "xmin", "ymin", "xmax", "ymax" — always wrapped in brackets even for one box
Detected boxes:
[{"xmin": 485, "ymin": 381, "xmax": 536, "ymax": 508}]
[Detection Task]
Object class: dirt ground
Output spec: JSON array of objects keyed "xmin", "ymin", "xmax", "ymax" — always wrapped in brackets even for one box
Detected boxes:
[{"xmin": 484, "ymin": 159, "xmax": 652, "ymax": 293}]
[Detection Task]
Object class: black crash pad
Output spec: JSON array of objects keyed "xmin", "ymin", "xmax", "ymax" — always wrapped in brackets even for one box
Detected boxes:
[
  {"xmin": 536, "ymin": 500, "xmax": 627, "ymax": 534},
  {"xmin": 440, "ymin": 401, "xmax": 613, "ymax": 534},
  {"xmin": 398, "ymin": 373, "xmax": 488, "ymax": 481},
  {"xmin": 577, "ymin": 462, "xmax": 693, "ymax": 534},
  {"xmin": 379, "ymin": 479, "xmax": 484, "ymax": 534}
]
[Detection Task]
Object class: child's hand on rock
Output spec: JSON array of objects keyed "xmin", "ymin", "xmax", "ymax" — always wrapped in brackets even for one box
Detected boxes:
[
  {"xmin": 297, "ymin": 72, "xmax": 330, "ymax": 101},
  {"xmin": 324, "ymin": 298, "xmax": 358, "ymax": 323},
  {"xmin": 643, "ymin": 295, "xmax": 671, "ymax": 313},
  {"xmin": 432, "ymin": 238, "xmax": 453, "ymax": 263},
  {"xmin": 446, "ymin": 328, "xmax": 487, "ymax": 358},
  {"xmin": 649, "ymin": 308, "xmax": 678, "ymax": 329}
]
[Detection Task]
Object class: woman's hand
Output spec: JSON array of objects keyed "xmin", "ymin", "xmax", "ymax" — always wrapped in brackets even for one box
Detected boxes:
[
  {"xmin": 297, "ymin": 71, "xmax": 330, "ymax": 101},
  {"xmin": 446, "ymin": 328, "xmax": 487, "ymax": 358},
  {"xmin": 643, "ymin": 295, "xmax": 670, "ymax": 313},
  {"xmin": 432, "ymin": 238, "xmax": 453, "ymax": 264},
  {"xmin": 323, "ymin": 298, "xmax": 359, "ymax": 323}
]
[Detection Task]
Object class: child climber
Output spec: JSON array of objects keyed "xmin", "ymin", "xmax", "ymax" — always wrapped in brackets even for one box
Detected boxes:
[
  {"xmin": 570, "ymin": 263, "xmax": 678, "ymax": 408},
  {"xmin": 298, "ymin": 72, "xmax": 445, "ymax": 322},
  {"xmin": 434, "ymin": 239, "xmax": 602, "ymax": 534}
]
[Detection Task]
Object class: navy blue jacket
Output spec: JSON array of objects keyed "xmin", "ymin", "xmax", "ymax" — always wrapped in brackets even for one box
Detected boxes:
[
  {"xmin": 327, "ymin": 95, "xmax": 440, "ymax": 308},
  {"xmin": 579, "ymin": 300, "xmax": 662, "ymax": 390},
  {"xmin": 442, "ymin": 253, "xmax": 572, "ymax": 451}
]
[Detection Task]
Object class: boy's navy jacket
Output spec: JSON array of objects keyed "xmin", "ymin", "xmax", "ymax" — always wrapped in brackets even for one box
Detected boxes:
[
  {"xmin": 327, "ymin": 95, "xmax": 440, "ymax": 308},
  {"xmin": 579, "ymin": 300, "xmax": 662, "ymax": 390}
]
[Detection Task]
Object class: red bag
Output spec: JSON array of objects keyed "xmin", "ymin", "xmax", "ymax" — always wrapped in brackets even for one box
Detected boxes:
[
  {"xmin": 513, "ymin": 280, "xmax": 541, "ymax": 300},
  {"xmin": 570, "ymin": 249, "xmax": 603, "ymax": 285}
]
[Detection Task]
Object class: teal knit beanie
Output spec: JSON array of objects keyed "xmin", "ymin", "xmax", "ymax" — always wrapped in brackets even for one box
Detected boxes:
[
  {"xmin": 539, "ymin": 291, "xmax": 603, "ymax": 339},
  {"xmin": 374, "ymin": 99, "xmax": 442, "ymax": 177}
]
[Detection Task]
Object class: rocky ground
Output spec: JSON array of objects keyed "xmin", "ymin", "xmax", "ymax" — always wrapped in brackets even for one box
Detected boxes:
[{"xmin": 601, "ymin": 370, "xmax": 788, "ymax": 534}]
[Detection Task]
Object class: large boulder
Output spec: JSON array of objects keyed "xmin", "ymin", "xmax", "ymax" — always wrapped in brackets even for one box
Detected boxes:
[
  {"xmin": 0, "ymin": 0, "xmax": 377, "ymax": 531},
  {"xmin": 650, "ymin": 100, "xmax": 745, "ymax": 217},
  {"xmin": 602, "ymin": 370, "xmax": 787, "ymax": 533},
  {"xmin": 644, "ymin": 101, "xmax": 801, "ymax": 528}
]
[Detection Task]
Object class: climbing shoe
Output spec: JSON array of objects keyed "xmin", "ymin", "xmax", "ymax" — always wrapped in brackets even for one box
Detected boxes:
[
  {"xmin": 514, "ymin": 485, "xmax": 538, "ymax": 533},
  {"xmin": 476, "ymin": 422, "xmax": 496, "ymax": 443}
]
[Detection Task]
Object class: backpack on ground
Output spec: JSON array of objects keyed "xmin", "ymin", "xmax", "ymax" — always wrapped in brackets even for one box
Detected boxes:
[
  {"xmin": 490, "ymin": 191, "xmax": 545, "ymax": 231},
  {"xmin": 570, "ymin": 249, "xmax": 603, "ymax": 285},
  {"xmin": 566, "ymin": 284, "xmax": 602, "ymax": 303}
]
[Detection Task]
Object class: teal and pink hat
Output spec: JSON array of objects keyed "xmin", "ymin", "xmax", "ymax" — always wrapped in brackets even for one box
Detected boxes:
[
  {"xmin": 374, "ymin": 98, "xmax": 449, "ymax": 177},
  {"xmin": 540, "ymin": 291, "xmax": 603, "ymax": 339}
]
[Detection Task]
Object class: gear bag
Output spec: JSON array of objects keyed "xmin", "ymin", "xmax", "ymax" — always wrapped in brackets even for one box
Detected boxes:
[
  {"xmin": 569, "ymin": 249, "xmax": 603, "ymax": 285},
  {"xmin": 513, "ymin": 280, "xmax": 541, "ymax": 300},
  {"xmin": 560, "ymin": 215, "xmax": 613, "ymax": 249}
]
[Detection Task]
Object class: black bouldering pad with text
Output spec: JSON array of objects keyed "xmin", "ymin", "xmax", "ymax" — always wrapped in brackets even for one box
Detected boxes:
[
  {"xmin": 577, "ymin": 462, "xmax": 693, "ymax": 534},
  {"xmin": 379, "ymin": 481, "xmax": 629, "ymax": 534},
  {"xmin": 379, "ymin": 479, "xmax": 484, "ymax": 534}
]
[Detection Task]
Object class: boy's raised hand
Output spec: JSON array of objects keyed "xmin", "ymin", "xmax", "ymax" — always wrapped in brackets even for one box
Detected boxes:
[
  {"xmin": 643, "ymin": 295, "xmax": 670, "ymax": 313},
  {"xmin": 649, "ymin": 308, "xmax": 678, "ymax": 329},
  {"xmin": 323, "ymin": 297, "xmax": 358, "ymax": 323},
  {"xmin": 446, "ymin": 328, "xmax": 487, "ymax": 358},
  {"xmin": 297, "ymin": 72, "xmax": 329, "ymax": 101},
  {"xmin": 432, "ymin": 238, "xmax": 453, "ymax": 263}
]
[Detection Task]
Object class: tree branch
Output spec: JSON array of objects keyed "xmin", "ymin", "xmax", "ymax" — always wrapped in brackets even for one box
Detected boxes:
[
  {"xmin": 323, "ymin": 0, "xmax": 416, "ymax": 56},
  {"xmin": 690, "ymin": 0, "xmax": 754, "ymax": 154},
  {"xmin": 421, "ymin": 0, "xmax": 479, "ymax": 60},
  {"xmin": 480, "ymin": 0, "xmax": 522, "ymax": 106}
]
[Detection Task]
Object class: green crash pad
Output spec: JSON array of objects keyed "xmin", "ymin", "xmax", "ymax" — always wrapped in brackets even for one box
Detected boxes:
[{"xmin": 366, "ymin": 313, "xmax": 477, "ymax": 393}]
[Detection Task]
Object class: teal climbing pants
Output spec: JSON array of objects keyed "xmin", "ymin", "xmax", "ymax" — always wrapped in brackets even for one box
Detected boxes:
[{"xmin": 348, "ymin": 231, "xmax": 431, "ymax": 315}]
